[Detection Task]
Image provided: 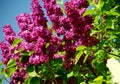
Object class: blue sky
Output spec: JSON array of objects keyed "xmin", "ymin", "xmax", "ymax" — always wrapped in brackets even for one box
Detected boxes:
[{"xmin": 0, "ymin": 0, "xmax": 31, "ymax": 42}]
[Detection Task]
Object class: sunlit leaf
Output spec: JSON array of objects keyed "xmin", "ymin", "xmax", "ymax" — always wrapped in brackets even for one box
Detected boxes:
[
  {"xmin": 75, "ymin": 51, "xmax": 84, "ymax": 65},
  {"xmin": 83, "ymin": 9, "xmax": 95, "ymax": 16},
  {"xmin": 5, "ymin": 67, "xmax": 17, "ymax": 77},
  {"xmin": 24, "ymin": 77, "xmax": 32, "ymax": 84},
  {"xmin": 76, "ymin": 46, "xmax": 86, "ymax": 51},
  {"xmin": 83, "ymin": 54, "xmax": 89, "ymax": 63},
  {"xmin": 0, "ymin": 62, "xmax": 3, "ymax": 66},
  {"xmin": 21, "ymin": 51, "xmax": 34, "ymax": 56},
  {"xmin": 93, "ymin": 76, "xmax": 103, "ymax": 84},
  {"xmin": 12, "ymin": 38, "xmax": 22, "ymax": 48},
  {"xmin": 67, "ymin": 71, "xmax": 73, "ymax": 78},
  {"xmin": 96, "ymin": 0, "xmax": 104, "ymax": 11},
  {"xmin": 7, "ymin": 59, "xmax": 16, "ymax": 69},
  {"xmin": 14, "ymin": 48, "xmax": 23, "ymax": 54}
]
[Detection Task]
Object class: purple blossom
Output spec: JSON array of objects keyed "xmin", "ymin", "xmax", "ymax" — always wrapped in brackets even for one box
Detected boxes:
[
  {"xmin": 22, "ymin": 42, "xmax": 35, "ymax": 51},
  {"xmin": 42, "ymin": 0, "xmax": 63, "ymax": 21},
  {"xmin": 70, "ymin": 0, "xmax": 89, "ymax": 9},
  {"xmin": 3, "ymin": 24, "xmax": 16, "ymax": 36},
  {"xmin": 53, "ymin": 54, "xmax": 61, "ymax": 59},
  {"xmin": 10, "ymin": 70, "xmax": 28, "ymax": 84},
  {"xmin": 47, "ymin": 44, "xmax": 57, "ymax": 57},
  {"xmin": 36, "ymin": 37, "xmax": 46, "ymax": 47},
  {"xmin": 31, "ymin": 0, "xmax": 47, "ymax": 27},
  {"xmin": 0, "ymin": 41, "xmax": 11, "ymax": 64},
  {"xmin": 16, "ymin": 13, "xmax": 31, "ymax": 31},
  {"xmin": 3, "ymin": 24, "xmax": 17, "ymax": 44},
  {"xmin": 34, "ymin": 46, "xmax": 43, "ymax": 55},
  {"xmin": 29, "ymin": 54, "xmax": 41, "ymax": 65},
  {"xmin": 18, "ymin": 30, "xmax": 32, "ymax": 42},
  {"xmin": 65, "ymin": 31, "xmax": 74, "ymax": 40},
  {"xmin": 50, "ymin": 35, "xmax": 62, "ymax": 46},
  {"xmin": 56, "ymin": 27, "xmax": 65, "ymax": 36},
  {"xmin": 49, "ymin": 14, "xmax": 59, "ymax": 23},
  {"xmin": 39, "ymin": 54, "xmax": 49, "ymax": 63},
  {"xmin": 31, "ymin": 30, "xmax": 39, "ymax": 40}
]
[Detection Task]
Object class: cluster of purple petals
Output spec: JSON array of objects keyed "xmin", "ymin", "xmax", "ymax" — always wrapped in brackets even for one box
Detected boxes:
[
  {"xmin": 42, "ymin": 0, "xmax": 99, "ymax": 69},
  {"xmin": 3, "ymin": 25, "xmax": 17, "ymax": 44},
  {"xmin": 29, "ymin": 54, "xmax": 49, "ymax": 65},
  {"xmin": 0, "ymin": 0, "xmax": 99, "ymax": 83},
  {"xmin": 10, "ymin": 70, "xmax": 28, "ymax": 84},
  {"xmin": 0, "ymin": 41, "xmax": 11, "ymax": 64},
  {"xmin": 31, "ymin": 0, "xmax": 48, "ymax": 27}
]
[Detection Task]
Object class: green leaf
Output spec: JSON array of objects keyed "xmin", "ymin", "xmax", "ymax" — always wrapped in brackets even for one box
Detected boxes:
[
  {"xmin": 28, "ymin": 71, "xmax": 37, "ymax": 77},
  {"xmin": 90, "ymin": 30, "xmax": 98, "ymax": 36},
  {"xmin": 0, "ymin": 62, "xmax": 3, "ymax": 66},
  {"xmin": 98, "ymin": 50, "xmax": 106, "ymax": 58},
  {"xmin": 21, "ymin": 51, "xmax": 34, "ymax": 56},
  {"xmin": 5, "ymin": 67, "xmax": 17, "ymax": 77},
  {"xmin": 7, "ymin": 59, "xmax": 16, "ymax": 69},
  {"xmin": 0, "ymin": 68, "xmax": 5, "ymax": 75},
  {"xmin": 31, "ymin": 77, "xmax": 40, "ymax": 84},
  {"xmin": 96, "ymin": 62, "xmax": 107, "ymax": 71},
  {"xmin": 106, "ymin": 19, "xmax": 112, "ymax": 28},
  {"xmin": 96, "ymin": 0, "xmax": 104, "ymax": 11},
  {"xmin": 24, "ymin": 77, "xmax": 32, "ymax": 84},
  {"xmin": 12, "ymin": 38, "xmax": 22, "ymax": 48},
  {"xmin": 73, "ymin": 65, "xmax": 80, "ymax": 72},
  {"xmin": 0, "ymin": 78, "xmax": 4, "ymax": 84},
  {"xmin": 26, "ymin": 65, "xmax": 37, "ymax": 77},
  {"xmin": 76, "ymin": 46, "xmax": 86, "ymax": 51},
  {"xmin": 56, "ymin": 0, "xmax": 64, "ymax": 5},
  {"xmin": 20, "ymin": 56, "xmax": 29, "ymax": 63},
  {"xmin": 75, "ymin": 51, "xmax": 84, "ymax": 65},
  {"xmin": 67, "ymin": 71, "xmax": 74, "ymax": 78},
  {"xmin": 83, "ymin": 54, "xmax": 89, "ymax": 63},
  {"xmin": 26, "ymin": 65, "xmax": 35, "ymax": 72},
  {"xmin": 14, "ymin": 48, "xmax": 23, "ymax": 54},
  {"xmin": 93, "ymin": 76, "xmax": 103, "ymax": 84},
  {"xmin": 83, "ymin": 9, "xmax": 95, "ymax": 16}
]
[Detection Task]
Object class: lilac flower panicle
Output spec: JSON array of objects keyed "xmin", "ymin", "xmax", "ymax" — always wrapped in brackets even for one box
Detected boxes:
[
  {"xmin": 48, "ymin": 44, "xmax": 57, "ymax": 55},
  {"xmin": 56, "ymin": 27, "xmax": 65, "ymax": 36},
  {"xmin": 53, "ymin": 54, "xmax": 61, "ymax": 59},
  {"xmin": 65, "ymin": 31, "xmax": 74, "ymax": 40},
  {"xmin": 3, "ymin": 24, "xmax": 17, "ymax": 44},
  {"xmin": 40, "ymin": 54, "xmax": 49, "ymax": 63},
  {"xmin": 10, "ymin": 70, "xmax": 28, "ymax": 84},
  {"xmin": 29, "ymin": 54, "xmax": 41, "ymax": 65},
  {"xmin": 34, "ymin": 46, "xmax": 42, "ymax": 55},
  {"xmin": 16, "ymin": 13, "xmax": 31, "ymax": 31},
  {"xmin": 36, "ymin": 37, "xmax": 46, "ymax": 47},
  {"xmin": 31, "ymin": 0, "xmax": 47, "ymax": 27},
  {"xmin": 70, "ymin": 0, "xmax": 89, "ymax": 9},
  {"xmin": 0, "ymin": 41, "xmax": 11, "ymax": 64},
  {"xmin": 3, "ymin": 24, "xmax": 16, "ymax": 36},
  {"xmin": 18, "ymin": 30, "xmax": 32, "ymax": 42},
  {"xmin": 50, "ymin": 35, "xmax": 62, "ymax": 46}
]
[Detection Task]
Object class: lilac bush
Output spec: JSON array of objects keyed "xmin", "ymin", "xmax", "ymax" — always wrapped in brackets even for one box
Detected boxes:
[{"xmin": 0, "ymin": 0, "xmax": 101, "ymax": 83}]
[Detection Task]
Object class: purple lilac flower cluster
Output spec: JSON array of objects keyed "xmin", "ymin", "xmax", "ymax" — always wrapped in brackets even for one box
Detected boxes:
[
  {"xmin": 10, "ymin": 70, "xmax": 28, "ymax": 84},
  {"xmin": 0, "ymin": 0, "xmax": 98, "ymax": 83}
]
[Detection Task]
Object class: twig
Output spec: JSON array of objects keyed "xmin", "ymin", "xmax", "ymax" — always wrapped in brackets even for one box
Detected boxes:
[{"xmin": 107, "ymin": 52, "xmax": 120, "ymax": 57}]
